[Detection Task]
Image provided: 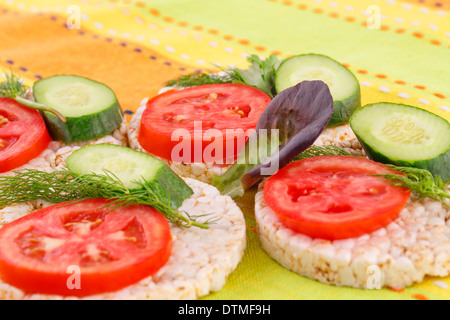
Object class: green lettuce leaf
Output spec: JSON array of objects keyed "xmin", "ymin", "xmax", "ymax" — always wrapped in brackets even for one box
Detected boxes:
[{"xmin": 229, "ymin": 54, "xmax": 280, "ymax": 98}]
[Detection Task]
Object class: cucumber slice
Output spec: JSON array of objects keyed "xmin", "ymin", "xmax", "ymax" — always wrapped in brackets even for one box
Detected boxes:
[
  {"xmin": 66, "ymin": 144, "xmax": 193, "ymax": 208},
  {"xmin": 350, "ymin": 103, "xmax": 450, "ymax": 182},
  {"xmin": 275, "ymin": 54, "xmax": 360, "ymax": 126},
  {"xmin": 33, "ymin": 75, "xmax": 123, "ymax": 143}
]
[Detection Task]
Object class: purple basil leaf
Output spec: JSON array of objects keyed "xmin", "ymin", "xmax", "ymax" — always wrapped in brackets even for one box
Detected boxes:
[
  {"xmin": 212, "ymin": 81, "xmax": 333, "ymax": 198},
  {"xmin": 246, "ymin": 80, "xmax": 334, "ymax": 177}
]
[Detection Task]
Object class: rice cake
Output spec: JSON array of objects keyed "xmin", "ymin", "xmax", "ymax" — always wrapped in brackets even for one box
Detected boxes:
[{"xmin": 255, "ymin": 180, "xmax": 450, "ymax": 289}]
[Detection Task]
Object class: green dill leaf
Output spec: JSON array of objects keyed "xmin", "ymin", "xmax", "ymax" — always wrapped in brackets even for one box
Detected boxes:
[
  {"xmin": 0, "ymin": 70, "xmax": 66, "ymax": 122},
  {"xmin": 293, "ymin": 144, "xmax": 450, "ymax": 207},
  {"xmin": 0, "ymin": 169, "xmax": 212, "ymax": 229},
  {"xmin": 0, "ymin": 71, "xmax": 28, "ymax": 98},
  {"xmin": 165, "ymin": 72, "xmax": 232, "ymax": 87},
  {"xmin": 164, "ymin": 54, "xmax": 280, "ymax": 98},
  {"xmin": 294, "ymin": 145, "xmax": 353, "ymax": 161},
  {"xmin": 375, "ymin": 166, "xmax": 450, "ymax": 208}
]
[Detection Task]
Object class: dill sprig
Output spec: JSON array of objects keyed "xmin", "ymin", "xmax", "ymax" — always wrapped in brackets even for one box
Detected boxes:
[
  {"xmin": 294, "ymin": 145, "xmax": 352, "ymax": 160},
  {"xmin": 294, "ymin": 145, "xmax": 450, "ymax": 207},
  {"xmin": 375, "ymin": 166, "xmax": 450, "ymax": 208},
  {"xmin": 165, "ymin": 54, "xmax": 280, "ymax": 98},
  {"xmin": 0, "ymin": 71, "xmax": 66, "ymax": 122},
  {"xmin": 0, "ymin": 71, "xmax": 27, "ymax": 97},
  {"xmin": 0, "ymin": 169, "xmax": 213, "ymax": 229},
  {"xmin": 166, "ymin": 72, "xmax": 232, "ymax": 87}
]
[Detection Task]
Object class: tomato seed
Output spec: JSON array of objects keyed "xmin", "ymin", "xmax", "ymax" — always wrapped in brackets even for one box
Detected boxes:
[{"xmin": 0, "ymin": 115, "xmax": 8, "ymax": 127}]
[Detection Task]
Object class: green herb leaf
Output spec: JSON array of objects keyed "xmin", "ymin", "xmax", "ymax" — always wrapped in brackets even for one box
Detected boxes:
[
  {"xmin": 164, "ymin": 54, "xmax": 280, "ymax": 97},
  {"xmin": 375, "ymin": 166, "xmax": 450, "ymax": 208},
  {"xmin": 228, "ymin": 54, "xmax": 280, "ymax": 97},
  {"xmin": 294, "ymin": 145, "xmax": 353, "ymax": 161},
  {"xmin": 0, "ymin": 71, "xmax": 28, "ymax": 98},
  {"xmin": 0, "ymin": 71, "xmax": 66, "ymax": 122},
  {"xmin": 294, "ymin": 145, "xmax": 450, "ymax": 207},
  {"xmin": 210, "ymin": 134, "xmax": 279, "ymax": 199},
  {"xmin": 165, "ymin": 72, "xmax": 232, "ymax": 87},
  {"xmin": 0, "ymin": 169, "xmax": 212, "ymax": 229}
]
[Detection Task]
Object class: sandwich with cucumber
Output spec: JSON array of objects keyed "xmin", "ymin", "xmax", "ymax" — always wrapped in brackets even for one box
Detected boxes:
[
  {"xmin": 128, "ymin": 53, "xmax": 361, "ymax": 183},
  {"xmin": 128, "ymin": 83, "xmax": 272, "ymax": 183},
  {"xmin": 0, "ymin": 73, "xmax": 247, "ymax": 299},
  {"xmin": 173, "ymin": 58, "xmax": 448, "ymax": 289},
  {"xmin": 215, "ymin": 81, "xmax": 450, "ymax": 289},
  {"xmin": 0, "ymin": 143, "xmax": 246, "ymax": 299},
  {"xmin": 0, "ymin": 73, "xmax": 128, "ymax": 176}
]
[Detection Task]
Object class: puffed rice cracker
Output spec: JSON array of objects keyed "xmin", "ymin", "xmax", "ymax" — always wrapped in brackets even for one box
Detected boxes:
[{"xmin": 255, "ymin": 180, "xmax": 450, "ymax": 289}]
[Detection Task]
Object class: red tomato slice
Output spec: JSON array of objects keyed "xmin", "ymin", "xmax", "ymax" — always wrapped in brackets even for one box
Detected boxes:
[
  {"xmin": 263, "ymin": 156, "xmax": 411, "ymax": 240},
  {"xmin": 0, "ymin": 98, "xmax": 51, "ymax": 173},
  {"xmin": 138, "ymin": 84, "xmax": 271, "ymax": 164},
  {"xmin": 0, "ymin": 199, "xmax": 172, "ymax": 296}
]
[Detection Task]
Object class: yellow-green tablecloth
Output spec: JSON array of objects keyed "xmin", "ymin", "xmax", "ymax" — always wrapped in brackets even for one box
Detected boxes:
[{"xmin": 1, "ymin": 0, "xmax": 449, "ymax": 300}]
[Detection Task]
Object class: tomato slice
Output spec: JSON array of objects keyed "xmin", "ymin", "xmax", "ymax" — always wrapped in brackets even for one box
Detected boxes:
[
  {"xmin": 263, "ymin": 156, "xmax": 411, "ymax": 240},
  {"xmin": 0, "ymin": 199, "xmax": 172, "ymax": 296},
  {"xmin": 138, "ymin": 84, "xmax": 271, "ymax": 164},
  {"xmin": 0, "ymin": 98, "xmax": 51, "ymax": 173}
]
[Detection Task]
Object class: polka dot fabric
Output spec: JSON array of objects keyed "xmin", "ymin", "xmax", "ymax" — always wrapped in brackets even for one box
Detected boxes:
[{"xmin": 0, "ymin": 0, "xmax": 449, "ymax": 300}]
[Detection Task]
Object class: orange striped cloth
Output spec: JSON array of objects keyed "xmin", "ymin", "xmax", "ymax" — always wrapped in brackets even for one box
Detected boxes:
[{"xmin": 0, "ymin": 0, "xmax": 449, "ymax": 300}]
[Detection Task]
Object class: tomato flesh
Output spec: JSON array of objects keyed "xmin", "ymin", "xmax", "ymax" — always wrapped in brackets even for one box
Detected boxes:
[
  {"xmin": 0, "ymin": 98, "xmax": 51, "ymax": 173},
  {"xmin": 263, "ymin": 156, "xmax": 411, "ymax": 240},
  {"xmin": 138, "ymin": 84, "xmax": 271, "ymax": 164},
  {"xmin": 0, "ymin": 199, "xmax": 172, "ymax": 296}
]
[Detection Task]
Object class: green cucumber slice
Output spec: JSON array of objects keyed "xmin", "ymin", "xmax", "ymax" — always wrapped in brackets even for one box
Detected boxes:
[
  {"xmin": 66, "ymin": 144, "xmax": 193, "ymax": 208},
  {"xmin": 350, "ymin": 103, "xmax": 450, "ymax": 182},
  {"xmin": 275, "ymin": 54, "xmax": 361, "ymax": 126},
  {"xmin": 33, "ymin": 75, "xmax": 123, "ymax": 143}
]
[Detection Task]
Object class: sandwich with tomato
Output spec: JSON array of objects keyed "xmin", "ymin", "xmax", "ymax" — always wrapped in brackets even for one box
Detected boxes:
[
  {"xmin": 151, "ymin": 53, "xmax": 449, "ymax": 290},
  {"xmin": 128, "ymin": 83, "xmax": 271, "ymax": 183},
  {"xmin": 128, "ymin": 54, "xmax": 363, "ymax": 184},
  {"xmin": 233, "ymin": 73, "xmax": 449, "ymax": 289},
  {"xmin": 0, "ymin": 73, "xmax": 128, "ymax": 177},
  {"xmin": 0, "ymin": 74, "xmax": 247, "ymax": 299}
]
